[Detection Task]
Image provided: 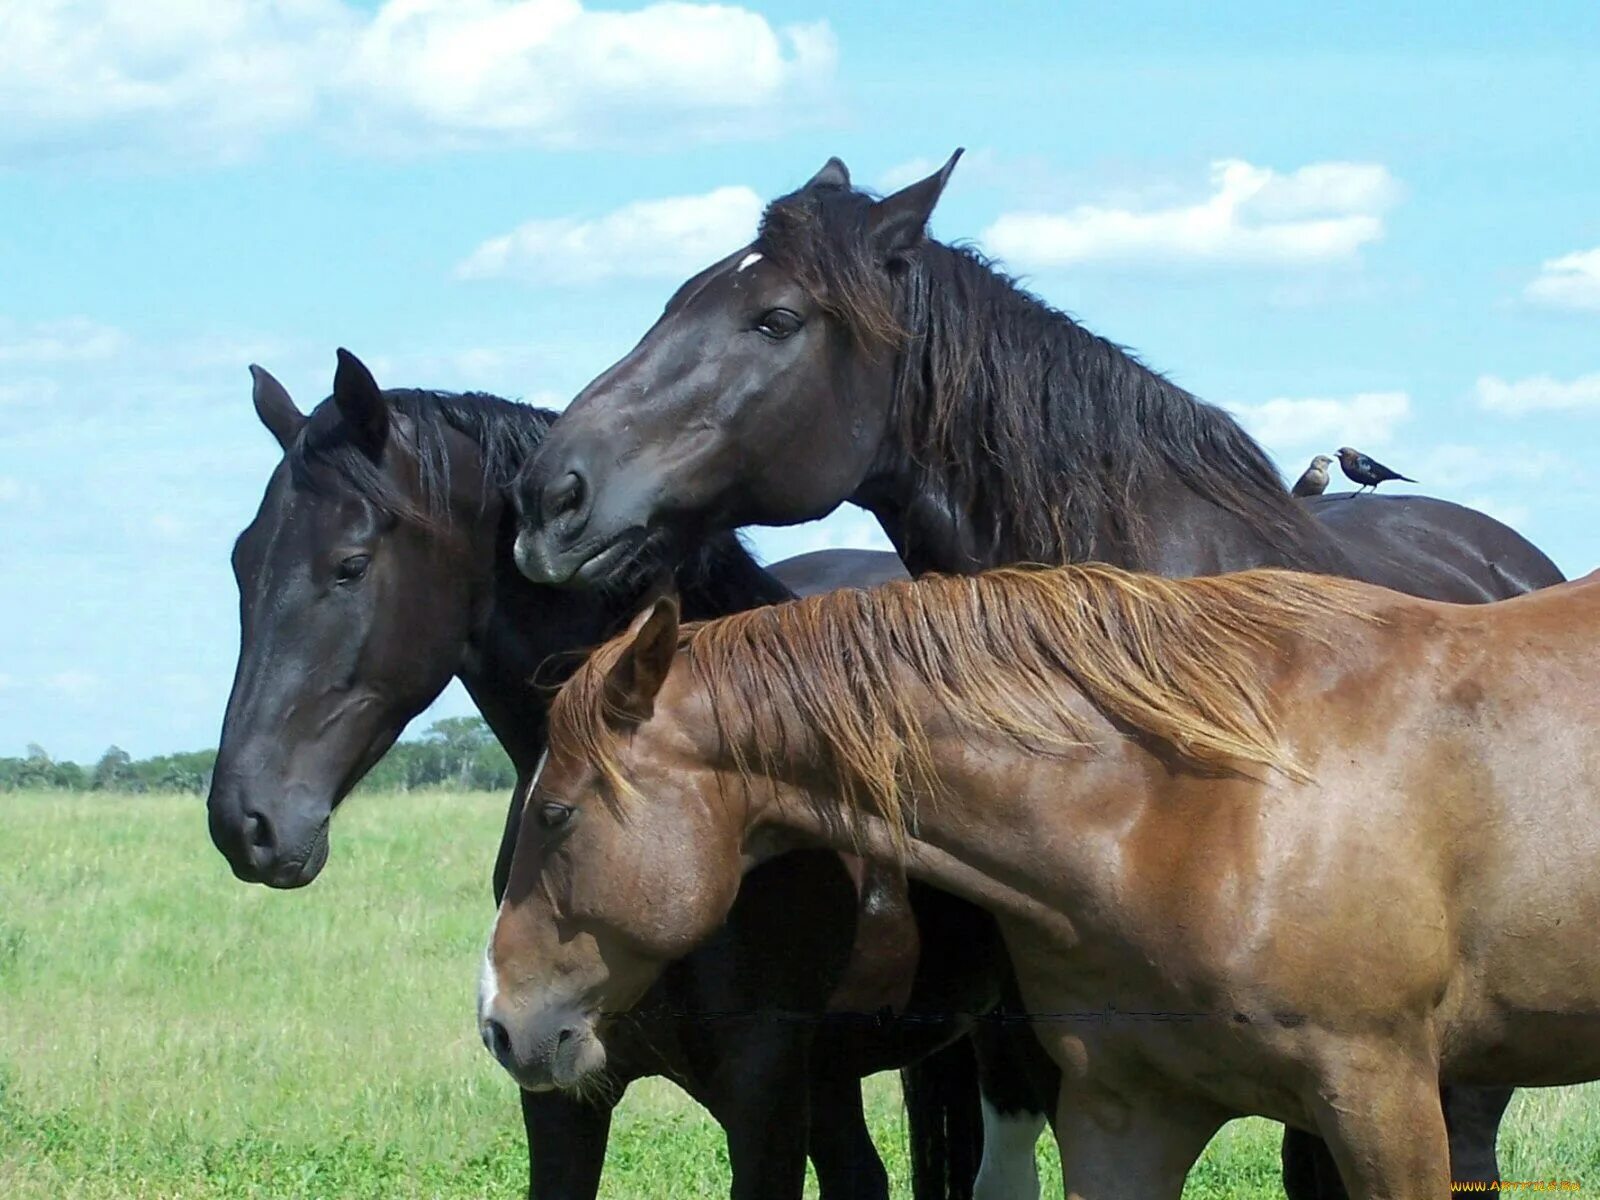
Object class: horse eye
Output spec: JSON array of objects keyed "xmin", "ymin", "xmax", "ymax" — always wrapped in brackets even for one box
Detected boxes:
[
  {"xmin": 334, "ymin": 554, "xmax": 371, "ymax": 584},
  {"xmin": 539, "ymin": 802, "xmax": 574, "ymax": 829},
  {"xmin": 755, "ymin": 308, "xmax": 802, "ymax": 340}
]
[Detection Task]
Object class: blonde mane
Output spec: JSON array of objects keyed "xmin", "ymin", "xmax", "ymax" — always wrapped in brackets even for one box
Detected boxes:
[{"xmin": 550, "ymin": 564, "xmax": 1374, "ymax": 845}]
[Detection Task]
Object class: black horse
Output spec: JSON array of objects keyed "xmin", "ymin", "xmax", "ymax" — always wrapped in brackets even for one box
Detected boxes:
[
  {"xmin": 204, "ymin": 351, "xmax": 1014, "ymax": 1200},
  {"xmin": 508, "ymin": 153, "xmax": 1566, "ymax": 1198}
]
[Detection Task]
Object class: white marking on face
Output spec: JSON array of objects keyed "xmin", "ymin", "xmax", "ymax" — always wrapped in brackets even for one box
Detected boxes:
[
  {"xmin": 524, "ymin": 749, "xmax": 550, "ymax": 808},
  {"xmin": 736, "ymin": 251, "xmax": 763, "ymax": 273},
  {"xmin": 480, "ymin": 750, "xmax": 551, "ymax": 1022},
  {"xmin": 478, "ymin": 921, "xmax": 501, "ymax": 1021},
  {"xmin": 973, "ymin": 1098, "xmax": 1047, "ymax": 1200}
]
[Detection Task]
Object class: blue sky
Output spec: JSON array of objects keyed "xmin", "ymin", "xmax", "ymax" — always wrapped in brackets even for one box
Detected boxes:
[{"xmin": 3, "ymin": 0, "xmax": 1599, "ymax": 761}]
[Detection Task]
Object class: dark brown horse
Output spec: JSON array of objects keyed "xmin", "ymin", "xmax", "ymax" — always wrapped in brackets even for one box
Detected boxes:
[
  {"xmin": 486, "ymin": 567, "xmax": 1600, "ymax": 1200},
  {"xmin": 506, "ymin": 153, "xmax": 1565, "ymax": 1195},
  {"xmin": 204, "ymin": 350, "xmax": 999, "ymax": 1200}
]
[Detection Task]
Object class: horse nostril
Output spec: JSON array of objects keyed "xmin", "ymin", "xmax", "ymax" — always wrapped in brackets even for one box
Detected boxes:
[
  {"xmin": 242, "ymin": 809, "xmax": 275, "ymax": 858},
  {"xmin": 556, "ymin": 1026, "xmax": 573, "ymax": 1047},
  {"xmin": 484, "ymin": 1017, "xmax": 513, "ymax": 1065},
  {"xmin": 543, "ymin": 471, "xmax": 586, "ymax": 524}
]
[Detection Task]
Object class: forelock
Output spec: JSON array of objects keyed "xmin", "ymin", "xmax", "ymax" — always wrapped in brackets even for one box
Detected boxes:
[{"xmin": 756, "ymin": 184, "xmax": 903, "ymax": 347}]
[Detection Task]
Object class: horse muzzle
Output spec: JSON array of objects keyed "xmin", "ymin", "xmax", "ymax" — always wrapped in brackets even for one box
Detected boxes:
[
  {"xmin": 206, "ymin": 780, "xmax": 332, "ymax": 889},
  {"xmin": 479, "ymin": 1000, "xmax": 607, "ymax": 1093}
]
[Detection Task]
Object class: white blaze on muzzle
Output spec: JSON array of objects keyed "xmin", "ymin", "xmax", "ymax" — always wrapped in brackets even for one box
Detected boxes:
[{"xmin": 479, "ymin": 749, "xmax": 549, "ymax": 1022}]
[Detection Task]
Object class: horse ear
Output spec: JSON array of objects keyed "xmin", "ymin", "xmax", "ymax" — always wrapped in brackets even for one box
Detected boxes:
[
  {"xmin": 602, "ymin": 595, "xmax": 680, "ymax": 728},
  {"xmin": 804, "ymin": 156, "xmax": 851, "ymax": 191},
  {"xmin": 868, "ymin": 148, "xmax": 963, "ymax": 258},
  {"xmin": 333, "ymin": 347, "xmax": 388, "ymax": 459},
  {"xmin": 249, "ymin": 365, "xmax": 305, "ymax": 451}
]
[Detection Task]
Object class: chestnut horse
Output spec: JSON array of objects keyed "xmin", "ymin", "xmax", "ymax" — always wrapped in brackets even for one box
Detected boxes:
[
  {"xmin": 205, "ymin": 350, "xmax": 1003, "ymax": 1200},
  {"xmin": 485, "ymin": 566, "xmax": 1600, "ymax": 1200}
]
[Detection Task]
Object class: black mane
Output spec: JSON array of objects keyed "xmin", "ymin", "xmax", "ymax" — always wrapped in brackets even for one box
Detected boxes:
[
  {"xmin": 758, "ymin": 182, "xmax": 1337, "ymax": 571},
  {"xmin": 286, "ymin": 386, "xmax": 792, "ymax": 608},
  {"xmin": 289, "ymin": 388, "xmax": 553, "ymax": 529}
]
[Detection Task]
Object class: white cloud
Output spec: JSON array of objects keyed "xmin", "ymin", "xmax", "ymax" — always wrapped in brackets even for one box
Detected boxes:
[
  {"xmin": 982, "ymin": 159, "xmax": 1399, "ymax": 271},
  {"xmin": 0, "ymin": 0, "xmax": 347, "ymax": 163},
  {"xmin": 1477, "ymin": 372, "xmax": 1600, "ymax": 416},
  {"xmin": 456, "ymin": 185, "xmax": 764, "ymax": 284},
  {"xmin": 1228, "ymin": 391, "xmax": 1411, "ymax": 453},
  {"xmin": 0, "ymin": 0, "xmax": 836, "ymax": 163},
  {"xmin": 345, "ymin": 0, "xmax": 836, "ymax": 150},
  {"xmin": 1524, "ymin": 247, "xmax": 1600, "ymax": 312},
  {"xmin": 0, "ymin": 317, "xmax": 128, "ymax": 364}
]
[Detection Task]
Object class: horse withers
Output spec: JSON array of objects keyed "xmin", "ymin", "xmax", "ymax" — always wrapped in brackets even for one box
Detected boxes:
[{"xmin": 486, "ymin": 565, "xmax": 1600, "ymax": 1200}]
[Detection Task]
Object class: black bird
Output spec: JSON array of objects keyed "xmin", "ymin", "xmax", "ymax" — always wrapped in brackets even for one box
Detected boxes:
[
  {"xmin": 1337, "ymin": 446, "xmax": 1415, "ymax": 493},
  {"xmin": 1291, "ymin": 454, "xmax": 1333, "ymax": 498}
]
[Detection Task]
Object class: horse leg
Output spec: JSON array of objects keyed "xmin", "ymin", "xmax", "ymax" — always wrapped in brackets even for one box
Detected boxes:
[
  {"xmin": 806, "ymin": 1066, "xmax": 890, "ymax": 1200},
  {"xmin": 1051, "ymin": 1085, "xmax": 1223, "ymax": 1200},
  {"xmin": 520, "ymin": 1085, "xmax": 616, "ymax": 1200},
  {"xmin": 1281, "ymin": 1127, "xmax": 1351, "ymax": 1200},
  {"xmin": 1307, "ymin": 1051, "xmax": 1450, "ymax": 1200},
  {"xmin": 1442, "ymin": 1085, "xmax": 1512, "ymax": 1185},
  {"xmin": 903, "ymin": 1036, "xmax": 984, "ymax": 1200},
  {"xmin": 1281, "ymin": 1082, "xmax": 1508, "ymax": 1199},
  {"xmin": 971, "ymin": 1017, "xmax": 1058, "ymax": 1200},
  {"xmin": 700, "ymin": 1024, "xmax": 813, "ymax": 1200},
  {"xmin": 976, "ymin": 1097, "xmax": 1046, "ymax": 1200}
]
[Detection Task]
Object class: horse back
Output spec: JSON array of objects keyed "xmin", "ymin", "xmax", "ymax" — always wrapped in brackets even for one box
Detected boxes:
[{"xmin": 1306, "ymin": 493, "xmax": 1565, "ymax": 601}]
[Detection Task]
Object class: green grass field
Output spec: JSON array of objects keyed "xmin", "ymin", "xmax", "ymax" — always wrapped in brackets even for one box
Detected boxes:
[{"xmin": 2, "ymin": 789, "xmax": 1595, "ymax": 1198}]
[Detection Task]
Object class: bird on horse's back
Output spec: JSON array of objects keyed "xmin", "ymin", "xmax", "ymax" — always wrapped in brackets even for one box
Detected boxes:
[{"xmin": 506, "ymin": 151, "xmax": 1565, "ymax": 1197}]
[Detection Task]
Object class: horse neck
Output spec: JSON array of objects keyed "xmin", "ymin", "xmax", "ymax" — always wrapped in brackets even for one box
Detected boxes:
[
  {"xmin": 421, "ymin": 426, "xmax": 572, "ymax": 776},
  {"xmin": 456, "ymin": 500, "xmax": 604, "ymax": 775},
  {"xmin": 718, "ymin": 676, "xmax": 1099, "ymax": 947},
  {"xmin": 421, "ymin": 412, "xmax": 611, "ymax": 776},
  {"xmin": 463, "ymin": 526, "xmax": 791, "ymax": 774},
  {"xmin": 862, "ymin": 455, "xmax": 1323, "ymax": 579},
  {"xmin": 868, "ymin": 254, "xmax": 1342, "ymax": 578},
  {"xmin": 674, "ymin": 532, "xmax": 795, "ymax": 619}
]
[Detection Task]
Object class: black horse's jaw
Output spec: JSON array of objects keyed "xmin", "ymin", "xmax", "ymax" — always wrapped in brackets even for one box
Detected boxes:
[
  {"xmin": 513, "ymin": 523, "xmax": 670, "ymax": 593},
  {"xmin": 264, "ymin": 827, "xmax": 330, "ymax": 889}
]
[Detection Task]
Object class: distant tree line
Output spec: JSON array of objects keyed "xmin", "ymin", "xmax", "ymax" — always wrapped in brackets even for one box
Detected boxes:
[{"xmin": 0, "ymin": 717, "xmax": 515, "ymax": 795}]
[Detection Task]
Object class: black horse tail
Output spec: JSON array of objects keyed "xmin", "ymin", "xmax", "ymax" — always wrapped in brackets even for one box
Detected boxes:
[{"xmin": 903, "ymin": 1036, "xmax": 983, "ymax": 1200}]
